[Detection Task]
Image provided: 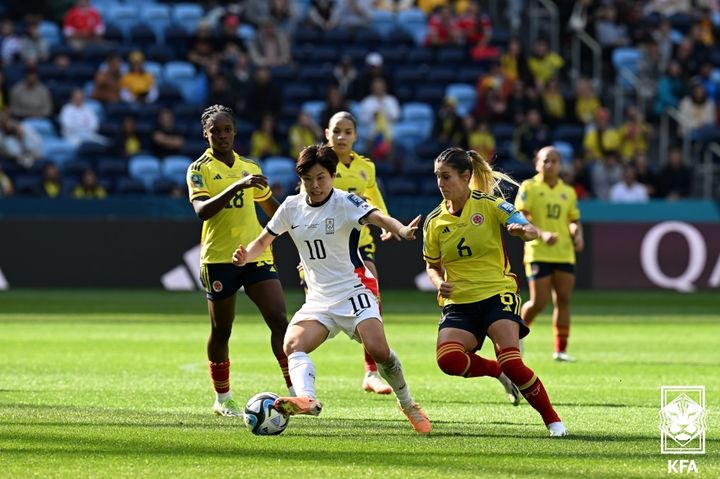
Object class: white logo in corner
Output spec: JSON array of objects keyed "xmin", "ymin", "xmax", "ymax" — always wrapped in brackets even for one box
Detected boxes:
[{"xmin": 660, "ymin": 386, "xmax": 706, "ymax": 455}]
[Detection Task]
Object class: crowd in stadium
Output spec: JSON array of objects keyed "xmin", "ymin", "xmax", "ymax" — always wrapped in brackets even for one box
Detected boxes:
[{"xmin": 0, "ymin": 0, "xmax": 718, "ymax": 201}]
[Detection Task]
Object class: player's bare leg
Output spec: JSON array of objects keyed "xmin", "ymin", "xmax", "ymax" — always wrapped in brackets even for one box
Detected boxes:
[
  {"xmin": 551, "ymin": 271, "xmax": 576, "ymax": 362},
  {"xmin": 360, "ymin": 260, "xmax": 392, "ymax": 395},
  {"xmin": 520, "ymin": 275, "xmax": 551, "ymax": 355},
  {"xmin": 207, "ymin": 295, "xmax": 242, "ymax": 416}
]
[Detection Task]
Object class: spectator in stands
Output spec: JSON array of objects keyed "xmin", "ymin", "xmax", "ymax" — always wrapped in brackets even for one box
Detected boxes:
[
  {"xmin": 62, "ymin": 0, "xmax": 105, "ymax": 50},
  {"xmin": 358, "ymin": 77, "xmax": 400, "ymax": 134},
  {"xmin": 618, "ymin": 105, "xmax": 651, "ymax": 162},
  {"xmin": 433, "ymin": 96, "xmax": 464, "ymax": 146},
  {"xmin": 226, "ymin": 51, "xmax": 253, "ymax": 117},
  {"xmin": 92, "ymin": 53, "xmax": 123, "ymax": 104},
  {"xmin": 654, "ymin": 61, "xmax": 686, "ymax": 116},
  {"xmin": 591, "ymin": 151, "xmax": 623, "ymax": 200},
  {"xmin": 0, "ymin": 18, "xmax": 22, "ymax": 64},
  {"xmin": 248, "ymin": 21, "xmax": 291, "ymax": 69},
  {"xmin": 541, "ymin": 77, "xmax": 565, "ymax": 127},
  {"xmin": 594, "ymin": 5, "xmax": 629, "ymax": 59},
  {"xmin": 0, "ymin": 165, "xmax": 13, "ymax": 197},
  {"xmin": 289, "ymin": 111, "xmax": 322, "ymax": 158},
  {"xmin": 636, "ymin": 41, "xmax": 663, "ymax": 104},
  {"xmin": 114, "ymin": 115, "xmax": 142, "ymax": 158},
  {"xmin": 336, "ymin": 0, "xmax": 372, "ymax": 30},
  {"xmin": 573, "ymin": 77, "xmax": 600, "ymax": 125},
  {"xmin": 652, "ymin": 19, "xmax": 673, "ymax": 74},
  {"xmin": 464, "ymin": 117, "xmax": 495, "ymax": 162},
  {"xmin": 41, "ymin": 162, "xmax": 62, "ymax": 197},
  {"xmin": 512, "ymin": 108, "xmax": 550, "ymax": 164},
  {"xmin": 320, "ymin": 85, "xmax": 349, "ymax": 127},
  {"xmin": 697, "ymin": 62, "xmax": 717, "ymax": 102},
  {"xmin": 307, "ymin": 0, "xmax": 340, "ymax": 31},
  {"xmin": 500, "ymin": 38, "xmax": 530, "ymax": 96},
  {"xmin": 697, "ymin": 7, "xmax": 715, "ymax": 47},
  {"xmin": 425, "ymin": 5, "xmax": 463, "ymax": 46},
  {"xmin": 206, "ymin": 71, "xmax": 236, "ymax": 113},
  {"xmin": 633, "ymin": 153, "xmax": 659, "ymax": 198},
  {"xmin": 505, "ymin": 80, "xmax": 527, "ymax": 124},
  {"xmin": 374, "ymin": 0, "xmax": 415, "ymax": 12},
  {"xmin": 59, "ymin": 88, "xmax": 107, "ymax": 148},
  {"xmin": 0, "ymin": 71, "xmax": 7, "ymax": 111},
  {"xmin": 352, "ymin": 52, "xmax": 394, "ymax": 101},
  {"xmin": 72, "ymin": 167, "xmax": 106, "ymax": 199},
  {"xmin": 643, "ymin": 0, "xmax": 691, "ymax": 16},
  {"xmin": 609, "ymin": 162, "xmax": 649, "ymax": 203},
  {"xmin": 527, "ymin": 38, "xmax": 564, "ymax": 91},
  {"xmin": 657, "ymin": 147, "xmax": 692, "ymax": 200},
  {"xmin": 0, "ymin": 110, "xmax": 42, "ymax": 168},
  {"xmin": 674, "ymin": 37, "xmax": 702, "ymax": 79},
  {"xmin": 250, "ymin": 114, "xmax": 281, "ymax": 159},
  {"xmin": 583, "ymin": 108, "xmax": 620, "ymax": 162},
  {"xmin": 460, "ymin": 1, "xmax": 498, "ymax": 61},
  {"xmin": 120, "ymin": 51, "xmax": 158, "ymax": 104},
  {"xmin": 19, "ymin": 20, "xmax": 49, "ymax": 65},
  {"xmin": 268, "ymin": 0, "xmax": 301, "ymax": 33},
  {"xmin": 678, "ymin": 80, "xmax": 716, "ymax": 137},
  {"xmin": 187, "ymin": 22, "xmax": 220, "ymax": 72},
  {"xmin": 9, "ymin": 66, "xmax": 53, "ymax": 119},
  {"xmin": 151, "ymin": 108, "xmax": 185, "ymax": 158},
  {"xmin": 475, "ymin": 81, "xmax": 509, "ymax": 123},
  {"xmin": 246, "ymin": 67, "xmax": 282, "ymax": 125},
  {"xmin": 217, "ymin": 14, "xmax": 247, "ymax": 58},
  {"xmin": 569, "ymin": 155, "xmax": 592, "ymax": 199},
  {"xmin": 333, "ymin": 55, "xmax": 357, "ymax": 99}
]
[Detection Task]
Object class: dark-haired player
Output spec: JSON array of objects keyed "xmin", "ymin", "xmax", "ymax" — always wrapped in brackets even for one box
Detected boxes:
[{"xmin": 186, "ymin": 104, "xmax": 292, "ymax": 416}]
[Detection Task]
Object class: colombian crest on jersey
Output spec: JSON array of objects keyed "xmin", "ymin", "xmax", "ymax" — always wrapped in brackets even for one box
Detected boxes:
[{"xmin": 471, "ymin": 213, "xmax": 484, "ymax": 226}]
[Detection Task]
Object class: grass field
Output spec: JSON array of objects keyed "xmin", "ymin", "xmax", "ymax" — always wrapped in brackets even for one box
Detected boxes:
[{"xmin": 1, "ymin": 289, "xmax": 718, "ymax": 479}]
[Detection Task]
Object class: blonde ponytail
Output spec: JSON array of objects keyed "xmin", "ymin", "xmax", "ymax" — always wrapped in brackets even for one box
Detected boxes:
[{"xmin": 466, "ymin": 150, "xmax": 519, "ymax": 198}]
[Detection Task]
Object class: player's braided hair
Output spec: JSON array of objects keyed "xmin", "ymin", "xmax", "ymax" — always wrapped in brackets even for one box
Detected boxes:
[
  {"xmin": 435, "ymin": 147, "xmax": 518, "ymax": 198},
  {"xmin": 200, "ymin": 104, "xmax": 235, "ymax": 130}
]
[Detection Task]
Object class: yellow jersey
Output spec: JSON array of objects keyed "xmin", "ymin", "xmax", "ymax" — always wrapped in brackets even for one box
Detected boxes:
[
  {"xmin": 333, "ymin": 151, "xmax": 389, "ymax": 249},
  {"xmin": 187, "ymin": 149, "xmax": 273, "ymax": 265},
  {"xmin": 515, "ymin": 174, "xmax": 580, "ymax": 264},
  {"xmin": 423, "ymin": 191, "xmax": 520, "ymax": 306}
]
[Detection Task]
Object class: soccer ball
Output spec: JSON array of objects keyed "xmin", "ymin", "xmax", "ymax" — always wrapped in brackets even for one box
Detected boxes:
[{"xmin": 243, "ymin": 392, "xmax": 289, "ymax": 435}]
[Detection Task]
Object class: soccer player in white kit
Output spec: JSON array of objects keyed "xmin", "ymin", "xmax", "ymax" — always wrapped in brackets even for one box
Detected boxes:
[{"xmin": 232, "ymin": 144, "xmax": 432, "ymax": 434}]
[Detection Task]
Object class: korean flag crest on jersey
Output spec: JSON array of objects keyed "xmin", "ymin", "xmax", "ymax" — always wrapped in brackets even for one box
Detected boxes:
[
  {"xmin": 325, "ymin": 218, "xmax": 335, "ymax": 234},
  {"xmin": 498, "ymin": 201, "xmax": 516, "ymax": 215}
]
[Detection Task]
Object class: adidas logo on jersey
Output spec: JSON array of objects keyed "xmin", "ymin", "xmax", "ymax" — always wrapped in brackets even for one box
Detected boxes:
[
  {"xmin": 214, "ymin": 174, "xmax": 222, "ymax": 180},
  {"xmin": 442, "ymin": 226, "xmax": 451, "ymax": 234}
]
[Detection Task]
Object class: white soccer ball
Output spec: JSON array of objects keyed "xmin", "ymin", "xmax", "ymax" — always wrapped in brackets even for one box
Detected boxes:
[{"xmin": 243, "ymin": 392, "xmax": 289, "ymax": 435}]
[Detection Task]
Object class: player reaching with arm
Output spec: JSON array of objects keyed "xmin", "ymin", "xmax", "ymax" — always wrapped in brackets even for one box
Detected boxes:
[
  {"xmin": 515, "ymin": 146, "xmax": 583, "ymax": 362},
  {"xmin": 423, "ymin": 147, "xmax": 568, "ymax": 437},
  {"xmin": 187, "ymin": 105, "xmax": 293, "ymax": 417},
  {"xmin": 233, "ymin": 144, "xmax": 432, "ymax": 434}
]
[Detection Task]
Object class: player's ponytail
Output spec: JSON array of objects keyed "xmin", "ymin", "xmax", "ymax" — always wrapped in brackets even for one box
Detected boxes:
[{"xmin": 435, "ymin": 147, "xmax": 518, "ymax": 198}]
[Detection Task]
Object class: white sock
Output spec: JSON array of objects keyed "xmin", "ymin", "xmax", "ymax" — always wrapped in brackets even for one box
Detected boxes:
[
  {"xmin": 377, "ymin": 350, "xmax": 413, "ymax": 408},
  {"xmin": 216, "ymin": 391, "xmax": 232, "ymax": 402},
  {"xmin": 288, "ymin": 351, "xmax": 317, "ymax": 399}
]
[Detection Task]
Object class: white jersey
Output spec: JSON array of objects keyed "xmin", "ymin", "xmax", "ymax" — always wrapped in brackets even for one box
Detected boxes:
[{"xmin": 266, "ymin": 188, "xmax": 377, "ymax": 303}]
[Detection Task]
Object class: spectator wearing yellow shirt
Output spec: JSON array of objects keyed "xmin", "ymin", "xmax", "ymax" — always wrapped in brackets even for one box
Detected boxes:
[
  {"xmin": 42, "ymin": 163, "xmax": 62, "ymax": 198},
  {"xmin": 288, "ymin": 111, "xmax": 322, "ymax": 159},
  {"xmin": 120, "ymin": 51, "xmax": 158, "ymax": 104},
  {"xmin": 618, "ymin": 106, "xmax": 651, "ymax": 162},
  {"xmin": 574, "ymin": 77, "xmax": 600, "ymax": 124},
  {"xmin": 72, "ymin": 168, "xmax": 107, "ymax": 199},
  {"xmin": 583, "ymin": 108, "xmax": 620, "ymax": 161},
  {"xmin": 464, "ymin": 117, "xmax": 495, "ymax": 161},
  {"xmin": 541, "ymin": 77, "xmax": 565, "ymax": 127},
  {"xmin": 527, "ymin": 38, "xmax": 564, "ymax": 90},
  {"xmin": 250, "ymin": 114, "xmax": 281, "ymax": 160}
]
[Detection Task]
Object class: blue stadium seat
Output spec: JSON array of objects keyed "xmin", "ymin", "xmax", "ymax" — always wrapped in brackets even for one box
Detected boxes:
[
  {"xmin": 414, "ymin": 84, "xmax": 445, "ymax": 107},
  {"xmin": 128, "ymin": 154, "xmax": 162, "ymax": 189},
  {"xmin": 38, "ymin": 20, "xmax": 61, "ymax": 46},
  {"xmin": 115, "ymin": 176, "xmax": 147, "ymax": 195},
  {"xmin": 446, "ymin": 83, "xmax": 476, "ymax": 117},
  {"xmin": 13, "ymin": 174, "xmax": 42, "ymax": 196},
  {"xmin": 62, "ymin": 159, "xmax": 93, "ymax": 178},
  {"xmin": 236, "ymin": 24, "xmax": 255, "ymax": 43},
  {"xmin": 371, "ymin": 9, "xmax": 396, "ymax": 38},
  {"xmin": 284, "ymin": 84, "xmax": 315, "ymax": 103},
  {"xmin": 42, "ymin": 138, "xmax": 76, "ymax": 165},
  {"xmin": 612, "ymin": 47, "xmax": 642, "ymax": 91},
  {"xmin": 394, "ymin": 65, "xmax": 427, "ymax": 84},
  {"xmin": 162, "ymin": 155, "xmax": 192, "ymax": 185},
  {"xmin": 162, "ymin": 61, "xmax": 197, "ymax": 103},
  {"xmin": 491, "ymin": 123, "xmax": 515, "ymax": 143},
  {"xmin": 301, "ymin": 101, "xmax": 325, "ymax": 125},
  {"xmin": 97, "ymin": 158, "xmax": 128, "ymax": 178},
  {"xmin": 552, "ymin": 140, "xmax": 574, "ymax": 166},
  {"xmin": 435, "ymin": 48, "xmax": 466, "ymax": 65},
  {"xmin": 427, "ymin": 67, "xmax": 455, "ymax": 84},
  {"xmin": 129, "ymin": 23, "xmax": 157, "ymax": 48},
  {"xmin": 353, "ymin": 29, "xmax": 382, "ymax": 49},
  {"xmin": 384, "ymin": 177, "xmax": 418, "ymax": 195},
  {"xmin": 262, "ymin": 156, "xmax": 297, "ymax": 195},
  {"xmin": 108, "ymin": 4, "xmax": 140, "ymax": 40},
  {"xmin": 392, "ymin": 121, "xmax": 428, "ymax": 156},
  {"xmin": 22, "ymin": 118, "xmax": 57, "ymax": 138},
  {"xmin": 405, "ymin": 47, "xmax": 433, "ymax": 65},
  {"xmin": 397, "ymin": 8, "xmax": 427, "ymax": 45},
  {"xmin": 552, "ymin": 124, "xmax": 586, "ymax": 151},
  {"xmin": 402, "ymin": 102, "xmax": 434, "ymax": 137},
  {"xmin": 377, "ymin": 45, "xmax": 408, "ymax": 65},
  {"xmin": 140, "ymin": 4, "xmax": 172, "ymax": 43},
  {"xmin": 172, "ymin": 3, "xmax": 204, "ymax": 33}
]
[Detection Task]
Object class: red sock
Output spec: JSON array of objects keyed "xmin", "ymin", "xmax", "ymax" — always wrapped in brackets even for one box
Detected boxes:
[
  {"xmin": 275, "ymin": 354, "xmax": 293, "ymax": 388},
  {"xmin": 496, "ymin": 347, "xmax": 561, "ymax": 425},
  {"xmin": 554, "ymin": 324, "xmax": 569, "ymax": 353},
  {"xmin": 364, "ymin": 348, "xmax": 378, "ymax": 373},
  {"xmin": 209, "ymin": 359, "xmax": 230, "ymax": 394},
  {"xmin": 436, "ymin": 341, "xmax": 501, "ymax": 378}
]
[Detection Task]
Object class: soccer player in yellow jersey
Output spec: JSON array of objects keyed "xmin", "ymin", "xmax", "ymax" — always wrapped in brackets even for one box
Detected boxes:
[
  {"xmin": 187, "ymin": 105, "xmax": 292, "ymax": 417},
  {"xmin": 515, "ymin": 146, "xmax": 584, "ymax": 362},
  {"xmin": 423, "ymin": 147, "xmax": 568, "ymax": 437},
  {"xmin": 323, "ymin": 111, "xmax": 394, "ymax": 395}
]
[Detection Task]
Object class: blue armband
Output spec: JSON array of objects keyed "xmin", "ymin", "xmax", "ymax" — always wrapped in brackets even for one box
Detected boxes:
[{"xmin": 506, "ymin": 211, "xmax": 529, "ymax": 225}]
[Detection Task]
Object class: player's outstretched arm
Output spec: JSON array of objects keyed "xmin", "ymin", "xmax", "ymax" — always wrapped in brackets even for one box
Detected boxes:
[
  {"xmin": 232, "ymin": 229, "xmax": 275, "ymax": 267},
  {"xmin": 364, "ymin": 211, "xmax": 422, "ymax": 240},
  {"xmin": 192, "ymin": 174, "xmax": 269, "ymax": 221}
]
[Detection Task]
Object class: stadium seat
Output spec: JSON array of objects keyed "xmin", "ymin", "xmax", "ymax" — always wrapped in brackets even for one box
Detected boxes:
[
  {"xmin": 612, "ymin": 47, "xmax": 642, "ymax": 91},
  {"xmin": 385, "ymin": 28, "xmax": 415, "ymax": 46},
  {"xmin": 140, "ymin": 4, "xmax": 172, "ymax": 43},
  {"xmin": 427, "ymin": 67, "xmax": 455, "ymax": 84},
  {"xmin": 377, "ymin": 45, "xmax": 408, "ymax": 65},
  {"xmin": 446, "ymin": 83, "xmax": 476, "ymax": 117},
  {"xmin": 301, "ymin": 101, "xmax": 325, "ymax": 125},
  {"xmin": 371, "ymin": 9, "xmax": 396, "ymax": 38},
  {"xmin": 115, "ymin": 176, "xmax": 148, "ymax": 195},
  {"xmin": 162, "ymin": 155, "xmax": 192, "ymax": 185},
  {"xmin": 97, "ymin": 158, "xmax": 128, "ymax": 178},
  {"xmin": 490, "ymin": 123, "xmax": 515, "ymax": 143},
  {"xmin": 128, "ymin": 155, "xmax": 162, "ymax": 189},
  {"xmin": 38, "ymin": 20, "xmax": 61, "ymax": 46},
  {"xmin": 108, "ymin": 4, "xmax": 140, "ymax": 40},
  {"xmin": 552, "ymin": 141, "xmax": 574, "ymax": 166},
  {"xmin": 552, "ymin": 124, "xmax": 586, "ymax": 150},
  {"xmin": 414, "ymin": 85, "xmax": 445, "ymax": 108},
  {"xmin": 353, "ymin": 29, "xmax": 382, "ymax": 49},
  {"xmin": 284, "ymin": 84, "xmax": 315, "ymax": 103},
  {"xmin": 62, "ymin": 159, "xmax": 93, "ymax": 178},
  {"xmin": 402, "ymin": 102, "xmax": 435, "ymax": 136},
  {"xmin": 13, "ymin": 174, "xmax": 42, "ymax": 196},
  {"xmin": 22, "ymin": 118, "xmax": 57, "ymax": 138},
  {"xmin": 392, "ymin": 121, "xmax": 428, "ymax": 156},
  {"xmin": 236, "ymin": 24, "xmax": 255, "ymax": 43},
  {"xmin": 172, "ymin": 3, "xmax": 204, "ymax": 33},
  {"xmin": 405, "ymin": 47, "xmax": 433, "ymax": 65},
  {"xmin": 384, "ymin": 177, "xmax": 418, "ymax": 195},
  {"xmin": 129, "ymin": 23, "xmax": 157, "ymax": 49},
  {"xmin": 262, "ymin": 156, "xmax": 297, "ymax": 195},
  {"xmin": 394, "ymin": 65, "xmax": 427, "ymax": 84},
  {"xmin": 42, "ymin": 138, "xmax": 76, "ymax": 165},
  {"xmin": 309, "ymin": 46, "xmax": 340, "ymax": 63},
  {"xmin": 397, "ymin": 8, "xmax": 427, "ymax": 45},
  {"xmin": 162, "ymin": 61, "xmax": 197, "ymax": 103},
  {"xmin": 435, "ymin": 48, "xmax": 466, "ymax": 65}
]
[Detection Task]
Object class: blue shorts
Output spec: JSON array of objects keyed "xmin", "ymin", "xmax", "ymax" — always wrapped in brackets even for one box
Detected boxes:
[
  {"xmin": 200, "ymin": 262, "xmax": 279, "ymax": 301},
  {"xmin": 439, "ymin": 293, "xmax": 530, "ymax": 352},
  {"xmin": 525, "ymin": 262, "xmax": 575, "ymax": 280}
]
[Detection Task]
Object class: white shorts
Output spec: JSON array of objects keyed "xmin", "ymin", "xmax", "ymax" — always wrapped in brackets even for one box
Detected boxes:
[{"xmin": 290, "ymin": 287, "xmax": 382, "ymax": 341}]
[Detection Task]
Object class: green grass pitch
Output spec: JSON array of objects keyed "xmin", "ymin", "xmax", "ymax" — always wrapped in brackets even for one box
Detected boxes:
[{"xmin": 1, "ymin": 289, "xmax": 718, "ymax": 478}]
